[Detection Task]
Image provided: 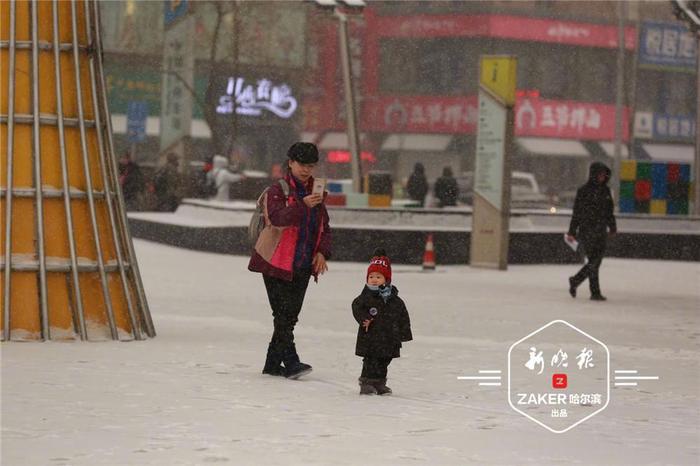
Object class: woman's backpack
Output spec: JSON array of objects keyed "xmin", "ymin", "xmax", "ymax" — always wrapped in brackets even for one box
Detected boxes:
[{"xmin": 248, "ymin": 179, "xmax": 290, "ymax": 246}]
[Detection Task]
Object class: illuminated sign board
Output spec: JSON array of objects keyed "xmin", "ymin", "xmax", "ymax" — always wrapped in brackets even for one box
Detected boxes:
[{"xmin": 216, "ymin": 77, "xmax": 298, "ymax": 119}]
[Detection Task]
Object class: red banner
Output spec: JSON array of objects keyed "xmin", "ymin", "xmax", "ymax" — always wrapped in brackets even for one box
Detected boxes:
[
  {"xmin": 514, "ymin": 96, "xmax": 629, "ymax": 141},
  {"xmin": 362, "ymin": 96, "xmax": 479, "ymax": 134},
  {"xmin": 371, "ymin": 13, "xmax": 636, "ymax": 50},
  {"xmin": 359, "ymin": 95, "xmax": 629, "ymax": 141}
]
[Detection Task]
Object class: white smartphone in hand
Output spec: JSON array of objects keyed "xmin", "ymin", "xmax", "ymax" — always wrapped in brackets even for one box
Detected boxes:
[{"xmin": 312, "ymin": 177, "xmax": 326, "ymax": 195}]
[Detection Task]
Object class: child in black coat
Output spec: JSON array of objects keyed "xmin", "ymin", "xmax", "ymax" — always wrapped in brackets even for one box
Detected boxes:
[{"xmin": 352, "ymin": 249, "xmax": 412, "ymax": 395}]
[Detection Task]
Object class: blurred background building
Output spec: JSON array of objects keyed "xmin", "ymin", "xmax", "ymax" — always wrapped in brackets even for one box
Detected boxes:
[{"xmin": 99, "ymin": 0, "xmax": 697, "ymax": 204}]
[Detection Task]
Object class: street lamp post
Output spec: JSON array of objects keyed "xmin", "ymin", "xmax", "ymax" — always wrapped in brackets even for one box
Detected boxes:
[
  {"xmin": 314, "ymin": 0, "xmax": 365, "ymax": 193},
  {"xmin": 336, "ymin": 8, "xmax": 363, "ymax": 193},
  {"xmin": 613, "ymin": 1, "xmax": 627, "ymax": 204}
]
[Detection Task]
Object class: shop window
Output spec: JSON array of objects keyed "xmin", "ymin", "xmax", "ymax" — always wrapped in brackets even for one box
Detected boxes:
[
  {"xmin": 379, "ymin": 38, "xmax": 479, "ymax": 95},
  {"xmin": 533, "ymin": 48, "xmax": 572, "ymax": 100},
  {"xmin": 576, "ymin": 49, "xmax": 616, "ymax": 103},
  {"xmin": 636, "ymin": 69, "xmax": 663, "ymax": 111},
  {"xmin": 636, "ymin": 69, "xmax": 697, "ymax": 116},
  {"xmin": 665, "ymin": 72, "xmax": 696, "ymax": 115}
]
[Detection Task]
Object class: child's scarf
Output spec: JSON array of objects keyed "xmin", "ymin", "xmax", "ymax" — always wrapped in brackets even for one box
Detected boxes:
[{"xmin": 367, "ymin": 284, "xmax": 392, "ymax": 303}]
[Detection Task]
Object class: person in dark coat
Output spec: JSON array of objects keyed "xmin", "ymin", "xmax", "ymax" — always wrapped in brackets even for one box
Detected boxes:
[
  {"xmin": 118, "ymin": 151, "xmax": 143, "ymax": 211},
  {"xmin": 406, "ymin": 163, "xmax": 429, "ymax": 207},
  {"xmin": 249, "ymin": 142, "xmax": 332, "ymax": 379},
  {"xmin": 434, "ymin": 166, "xmax": 459, "ymax": 207},
  {"xmin": 154, "ymin": 152, "xmax": 184, "ymax": 212},
  {"xmin": 352, "ymin": 249, "xmax": 412, "ymax": 395},
  {"xmin": 567, "ymin": 162, "xmax": 617, "ymax": 301}
]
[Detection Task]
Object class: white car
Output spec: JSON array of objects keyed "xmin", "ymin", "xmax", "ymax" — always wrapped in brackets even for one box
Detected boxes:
[{"xmin": 456, "ymin": 171, "xmax": 560, "ymax": 212}]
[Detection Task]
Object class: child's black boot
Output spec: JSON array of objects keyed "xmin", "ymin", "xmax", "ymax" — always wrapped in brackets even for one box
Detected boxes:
[
  {"xmin": 372, "ymin": 378, "xmax": 392, "ymax": 395},
  {"xmin": 358, "ymin": 377, "xmax": 378, "ymax": 395}
]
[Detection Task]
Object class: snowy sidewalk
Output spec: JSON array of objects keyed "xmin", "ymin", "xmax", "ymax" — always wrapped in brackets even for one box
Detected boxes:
[{"xmin": 2, "ymin": 240, "xmax": 699, "ymax": 465}]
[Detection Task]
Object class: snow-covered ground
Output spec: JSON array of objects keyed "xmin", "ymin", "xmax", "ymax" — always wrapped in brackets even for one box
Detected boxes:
[{"xmin": 2, "ymin": 240, "xmax": 699, "ymax": 465}]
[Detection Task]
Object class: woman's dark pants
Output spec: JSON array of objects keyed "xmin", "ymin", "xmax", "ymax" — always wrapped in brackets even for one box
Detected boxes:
[{"xmin": 263, "ymin": 271, "xmax": 311, "ymax": 368}]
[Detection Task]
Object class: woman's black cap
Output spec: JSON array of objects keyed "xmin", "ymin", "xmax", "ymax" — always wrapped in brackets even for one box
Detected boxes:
[{"xmin": 287, "ymin": 142, "xmax": 319, "ymax": 164}]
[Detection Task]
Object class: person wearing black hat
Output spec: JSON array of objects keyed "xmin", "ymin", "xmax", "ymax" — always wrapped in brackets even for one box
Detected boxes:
[
  {"xmin": 566, "ymin": 162, "xmax": 617, "ymax": 301},
  {"xmin": 249, "ymin": 142, "xmax": 332, "ymax": 379}
]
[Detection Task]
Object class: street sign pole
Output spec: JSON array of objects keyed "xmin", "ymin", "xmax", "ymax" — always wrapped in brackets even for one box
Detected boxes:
[
  {"xmin": 470, "ymin": 55, "xmax": 517, "ymax": 270},
  {"xmin": 160, "ymin": 0, "xmax": 194, "ymax": 170},
  {"xmin": 336, "ymin": 8, "xmax": 363, "ymax": 193}
]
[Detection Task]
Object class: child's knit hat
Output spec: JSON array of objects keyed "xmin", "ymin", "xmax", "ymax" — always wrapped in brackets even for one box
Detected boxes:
[{"xmin": 367, "ymin": 248, "xmax": 391, "ymax": 283}]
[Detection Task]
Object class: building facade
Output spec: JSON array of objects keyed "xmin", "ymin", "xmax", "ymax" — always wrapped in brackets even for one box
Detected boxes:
[
  {"xmin": 305, "ymin": 1, "xmax": 696, "ymax": 198},
  {"xmin": 98, "ymin": 1, "xmax": 696, "ymax": 203}
]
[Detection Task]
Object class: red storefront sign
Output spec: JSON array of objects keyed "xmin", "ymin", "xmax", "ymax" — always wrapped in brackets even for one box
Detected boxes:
[
  {"xmin": 514, "ymin": 97, "xmax": 629, "ymax": 141},
  {"xmin": 362, "ymin": 95, "xmax": 629, "ymax": 141},
  {"xmin": 362, "ymin": 96, "xmax": 479, "ymax": 134},
  {"xmin": 369, "ymin": 13, "xmax": 636, "ymax": 49},
  {"xmin": 305, "ymin": 9, "xmax": 633, "ymax": 141}
]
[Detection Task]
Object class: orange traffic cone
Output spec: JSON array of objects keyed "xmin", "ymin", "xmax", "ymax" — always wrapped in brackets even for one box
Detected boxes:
[{"xmin": 422, "ymin": 234, "xmax": 436, "ymax": 270}]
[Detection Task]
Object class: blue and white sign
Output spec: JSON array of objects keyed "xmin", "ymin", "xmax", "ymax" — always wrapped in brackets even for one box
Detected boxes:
[
  {"xmin": 653, "ymin": 113, "xmax": 696, "ymax": 141},
  {"xmin": 639, "ymin": 21, "xmax": 697, "ymax": 70},
  {"xmin": 164, "ymin": 0, "xmax": 189, "ymax": 28},
  {"xmin": 126, "ymin": 101, "xmax": 149, "ymax": 143}
]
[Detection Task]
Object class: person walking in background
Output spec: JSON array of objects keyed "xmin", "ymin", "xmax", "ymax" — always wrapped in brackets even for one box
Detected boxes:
[
  {"xmin": 406, "ymin": 162, "xmax": 429, "ymax": 207},
  {"xmin": 434, "ymin": 166, "xmax": 459, "ymax": 207},
  {"xmin": 248, "ymin": 142, "xmax": 332, "ymax": 379},
  {"xmin": 118, "ymin": 150, "xmax": 143, "ymax": 211},
  {"xmin": 566, "ymin": 162, "xmax": 617, "ymax": 301},
  {"xmin": 154, "ymin": 152, "xmax": 184, "ymax": 212}
]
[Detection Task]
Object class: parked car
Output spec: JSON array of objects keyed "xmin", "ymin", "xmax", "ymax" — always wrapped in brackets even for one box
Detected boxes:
[{"xmin": 455, "ymin": 171, "xmax": 563, "ymax": 212}]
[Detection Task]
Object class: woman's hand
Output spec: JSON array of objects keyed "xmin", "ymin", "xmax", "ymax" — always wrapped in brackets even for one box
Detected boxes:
[
  {"xmin": 362, "ymin": 319, "xmax": 373, "ymax": 332},
  {"xmin": 303, "ymin": 193, "xmax": 323, "ymax": 208},
  {"xmin": 312, "ymin": 252, "xmax": 328, "ymax": 275}
]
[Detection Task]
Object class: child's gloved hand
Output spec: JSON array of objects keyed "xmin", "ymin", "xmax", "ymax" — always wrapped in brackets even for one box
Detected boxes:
[{"xmin": 362, "ymin": 318, "xmax": 373, "ymax": 332}]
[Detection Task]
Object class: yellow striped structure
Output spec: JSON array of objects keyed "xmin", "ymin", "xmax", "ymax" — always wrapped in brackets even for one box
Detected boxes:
[{"xmin": 1, "ymin": 0, "xmax": 154, "ymax": 341}]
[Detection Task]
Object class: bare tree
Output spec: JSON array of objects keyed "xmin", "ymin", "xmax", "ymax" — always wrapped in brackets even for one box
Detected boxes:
[{"xmin": 164, "ymin": 1, "xmax": 237, "ymax": 155}]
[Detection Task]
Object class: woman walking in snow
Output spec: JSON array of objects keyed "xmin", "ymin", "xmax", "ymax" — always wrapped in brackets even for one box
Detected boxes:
[{"xmin": 249, "ymin": 142, "xmax": 332, "ymax": 379}]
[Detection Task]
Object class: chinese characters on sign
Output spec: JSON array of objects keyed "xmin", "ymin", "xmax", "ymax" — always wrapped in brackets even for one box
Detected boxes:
[
  {"xmin": 474, "ymin": 92, "xmax": 507, "ymax": 211},
  {"xmin": 639, "ymin": 21, "xmax": 698, "ymax": 70},
  {"xmin": 515, "ymin": 97, "xmax": 627, "ymax": 141},
  {"xmin": 653, "ymin": 114, "xmax": 697, "ymax": 141},
  {"xmin": 160, "ymin": 14, "xmax": 194, "ymax": 151},
  {"xmin": 363, "ymin": 95, "xmax": 626, "ymax": 140},
  {"xmin": 216, "ymin": 77, "xmax": 298, "ymax": 119},
  {"xmin": 395, "ymin": 100, "xmax": 478, "ymax": 130},
  {"xmin": 126, "ymin": 101, "xmax": 149, "ymax": 144},
  {"xmin": 365, "ymin": 97, "xmax": 479, "ymax": 133}
]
